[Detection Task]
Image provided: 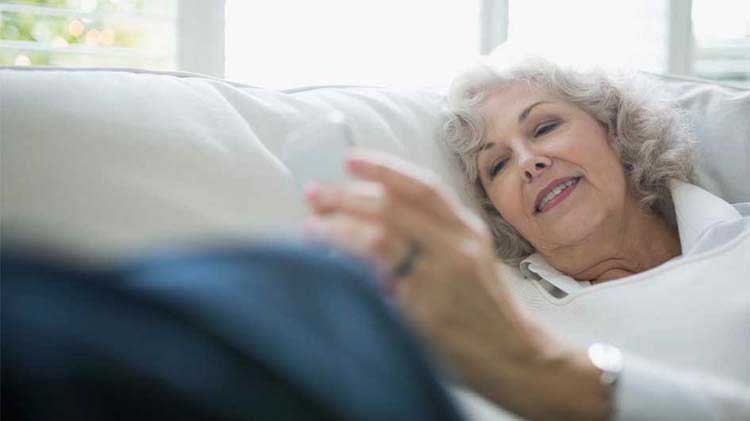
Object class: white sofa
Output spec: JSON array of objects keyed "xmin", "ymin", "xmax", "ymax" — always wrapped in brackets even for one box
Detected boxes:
[
  {"xmin": 2, "ymin": 67, "xmax": 748, "ymax": 264},
  {"xmin": 1, "ymin": 66, "xmax": 748, "ymax": 419},
  {"xmin": 2, "ymin": 68, "xmax": 469, "ymax": 265}
]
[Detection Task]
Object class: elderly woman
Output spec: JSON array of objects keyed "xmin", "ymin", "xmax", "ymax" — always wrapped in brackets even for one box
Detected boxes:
[{"xmin": 303, "ymin": 56, "xmax": 749, "ymax": 420}]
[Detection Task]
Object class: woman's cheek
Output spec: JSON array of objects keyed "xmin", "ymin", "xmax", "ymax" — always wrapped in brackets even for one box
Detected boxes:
[
  {"xmin": 548, "ymin": 133, "xmax": 582, "ymax": 158},
  {"xmin": 488, "ymin": 180, "xmax": 512, "ymax": 216},
  {"xmin": 490, "ymin": 182, "xmax": 530, "ymax": 234}
]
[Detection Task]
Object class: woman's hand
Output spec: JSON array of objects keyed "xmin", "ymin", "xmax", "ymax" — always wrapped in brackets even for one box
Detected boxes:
[
  {"xmin": 304, "ymin": 149, "xmax": 611, "ymax": 421},
  {"xmin": 304, "ymin": 150, "xmax": 541, "ymax": 379}
]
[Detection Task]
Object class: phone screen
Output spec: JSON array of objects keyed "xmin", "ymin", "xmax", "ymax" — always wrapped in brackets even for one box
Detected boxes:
[{"xmin": 280, "ymin": 112, "xmax": 355, "ymax": 191}]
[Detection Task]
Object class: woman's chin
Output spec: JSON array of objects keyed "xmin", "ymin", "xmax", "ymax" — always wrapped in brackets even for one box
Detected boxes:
[{"xmin": 540, "ymin": 207, "xmax": 606, "ymax": 247}]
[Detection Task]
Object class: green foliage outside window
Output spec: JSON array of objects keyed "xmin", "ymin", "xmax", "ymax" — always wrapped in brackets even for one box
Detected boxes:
[{"xmin": 0, "ymin": 0, "xmax": 174, "ymax": 68}]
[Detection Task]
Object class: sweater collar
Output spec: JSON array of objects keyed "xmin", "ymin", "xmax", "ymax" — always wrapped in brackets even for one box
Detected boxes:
[
  {"xmin": 519, "ymin": 180, "xmax": 742, "ymax": 295},
  {"xmin": 669, "ymin": 179, "xmax": 742, "ymax": 254}
]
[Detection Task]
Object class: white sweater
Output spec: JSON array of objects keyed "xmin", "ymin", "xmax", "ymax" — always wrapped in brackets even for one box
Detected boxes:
[{"xmin": 501, "ymin": 181, "xmax": 750, "ymax": 420}]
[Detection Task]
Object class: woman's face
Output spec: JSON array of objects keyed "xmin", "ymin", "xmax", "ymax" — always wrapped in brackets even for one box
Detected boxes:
[{"xmin": 476, "ymin": 83, "xmax": 632, "ymax": 255}]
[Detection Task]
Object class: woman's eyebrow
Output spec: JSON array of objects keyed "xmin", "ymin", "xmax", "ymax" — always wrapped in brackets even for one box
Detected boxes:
[
  {"xmin": 478, "ymin": 142, "xmax": 494, "ymax": 153},
  {"xmin": 518, "ymin": 101, "xmax": 552, "ymax": 123},
  {"xmin": 477, "ymin": 100, "xmax": 553, "ymax": 155}
]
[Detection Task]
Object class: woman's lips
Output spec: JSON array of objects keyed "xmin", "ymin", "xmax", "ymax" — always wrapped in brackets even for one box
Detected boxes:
[{"xmin": 535, "ymin": 177, "xmax": 581, "ymax": 214}]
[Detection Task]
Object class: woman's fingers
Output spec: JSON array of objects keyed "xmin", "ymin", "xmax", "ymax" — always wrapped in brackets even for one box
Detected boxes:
[
  {"xmin": 344, "ymin": 149, "xmax": 465, "ymax": 225},
  {"xmin": 305, "ymin": 180, "xmax": 384, "ymax": 217},
  {"xmin": 303, "ymin": 150, "xmax": 495, "ymax": 289},
  {"xmin": 306, "ymin": 181, "xmax": 493, "ymax": 289},
  {"xmin": 305, "ymin": 180, "xmax": 454, "ymax": 252},
  {"xmin": 304, "ymin": 212, "xmax": 411, "ymax": 274}
]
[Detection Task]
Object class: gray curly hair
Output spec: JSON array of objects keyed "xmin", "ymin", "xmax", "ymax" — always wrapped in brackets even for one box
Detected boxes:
[{"xmin": 442, "ymin": 57, "xmax": 696, "ymax": 264}]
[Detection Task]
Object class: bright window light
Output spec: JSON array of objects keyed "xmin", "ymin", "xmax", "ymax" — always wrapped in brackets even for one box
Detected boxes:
[
  {"xmin": 692, "ymin": 0, "xmax": 750, "ymax": 84},
  {"xmin": 692, "ymin": 0, "xmax": 750, "ymax": 41},
  {"xmin": 225, "ymin": 0, "xmax": 480, "ymax": 89},
  {"xmin": 507, "ymin": 0, "xmax": 668, "ymax": 73}
]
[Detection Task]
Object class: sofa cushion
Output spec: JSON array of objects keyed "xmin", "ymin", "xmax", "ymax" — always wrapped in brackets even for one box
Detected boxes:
[{"xmin": 0, "ymin": 68, "xmax": 460, "ymax": 263}]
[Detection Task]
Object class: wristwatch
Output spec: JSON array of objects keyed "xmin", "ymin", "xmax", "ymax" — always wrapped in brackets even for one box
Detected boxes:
[
  {"xmin": 588, "ymin": 342, "xmax": 623, "ymax": 418},
  {"xmin": 588, "ymin": 342, "xmax": 624, "ymax": 387}
]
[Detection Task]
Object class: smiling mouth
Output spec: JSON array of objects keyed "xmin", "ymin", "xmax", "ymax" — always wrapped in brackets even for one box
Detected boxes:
[{"xmin": 534, "ymin": 177, "xmax": 581, "ymax": 214}]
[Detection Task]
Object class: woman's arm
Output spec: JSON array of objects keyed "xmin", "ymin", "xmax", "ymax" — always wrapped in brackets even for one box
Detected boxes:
[
  {"xmin": 465, "ymin": 336, "xmax": 750, "ymax": 421},
  {"xmin": 438, "ymin": 263, "xmax": 612, "ymax": 421},
  {"xmin": 304, "ymin": 150, "xmax": 750, "ymax": 421},
  {"xmin": 468, "ymin": 298, "xmax": 750, "ymax": 421},
  {"xmin": 304, "ymin": 150, "xmax": 612, "ymax": 420}
]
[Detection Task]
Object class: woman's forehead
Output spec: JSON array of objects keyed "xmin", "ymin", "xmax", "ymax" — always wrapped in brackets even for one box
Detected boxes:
[
  {"xmin": 480, "ymin": 83, "xmax": 554, "ymax": 116},
  {"xmin": 479, "ymin": 89, "xmax": 555, "ymax": 140}
]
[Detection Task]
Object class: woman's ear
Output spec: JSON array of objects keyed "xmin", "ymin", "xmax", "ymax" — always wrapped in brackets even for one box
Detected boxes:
[
  {"xmin": 602, "ymin": 122, "xmax": 615, "ymax": 142},
  {"xmin": 605, "ymin": 125, "xmax": 621, "ymax": 151}
]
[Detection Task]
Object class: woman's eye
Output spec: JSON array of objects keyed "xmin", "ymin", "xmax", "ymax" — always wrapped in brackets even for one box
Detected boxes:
[
  {"xmin": 489, "ymin": 158, "xmax": 508, "ymax": 178},
  {"xmin": 534, "ymin": 121, "xmax": 559, "ymax": 137}
]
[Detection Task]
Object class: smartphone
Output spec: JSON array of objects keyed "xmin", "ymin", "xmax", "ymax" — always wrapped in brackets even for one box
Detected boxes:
[
  {"xmin": 280, "ymin": 111, "xmax": 356, "ymax": 192},
  {"xmin": 279, "ymin": 112, "xmax": 358, "ymax": 260}
]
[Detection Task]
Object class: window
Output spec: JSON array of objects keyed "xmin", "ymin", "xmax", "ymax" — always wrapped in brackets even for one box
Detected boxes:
[
  {"xmin": 0, "ymin": 0, "xmax": 177, "ymax": 69},
  {"xmin": 691, "ymin": 0, "xmax": 750, "ymax": 86},
  {"xmin": 506, "ymin": 0, "xmax": 749, "ymax": 87},
  {"xmin": 506, "ymin": 0, "xmax": 669, "ymax": 74},
  {"xmin": 224, "ymin": 0, "xmax": 480, "ymax": 88},
  {"xmin": 2, "ymin": 1, "xmax": 747, "ymax": 87}
]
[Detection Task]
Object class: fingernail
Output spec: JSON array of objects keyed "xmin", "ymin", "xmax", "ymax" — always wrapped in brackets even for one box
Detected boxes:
[
  {"xmin": 303, "ymin": 182, "xmax": 320, "ymax": 201},
  {"xmin": 346, "ymin": 158, "xmax": 364, "ymax": 172}
]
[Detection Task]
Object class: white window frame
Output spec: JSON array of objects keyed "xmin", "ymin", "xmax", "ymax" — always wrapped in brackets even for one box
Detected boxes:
[
  {"xmin": 176, "ymin": 0, "xmax": 225, "ymax": 77},
  {"xmin": 668, "ymin": 0, "xmax": 694, "ymax": 75},
  {"xmin": 478, "ymin": 0, "xmax": 509, "ymax": 55}
]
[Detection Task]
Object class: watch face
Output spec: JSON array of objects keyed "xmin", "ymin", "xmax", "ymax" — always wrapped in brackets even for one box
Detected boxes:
[{"xmin": 588, "ymin": 343, "xmax": 623, "ymax": 385}]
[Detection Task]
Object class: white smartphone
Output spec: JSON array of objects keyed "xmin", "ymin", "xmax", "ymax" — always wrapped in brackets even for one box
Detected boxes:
[{"xmin": 280, "ymin": 111, "xmax": 356, "ymax": 192}]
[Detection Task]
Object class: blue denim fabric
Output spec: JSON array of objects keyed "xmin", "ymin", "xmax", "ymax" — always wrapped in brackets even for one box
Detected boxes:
[{"xmin": 1, "ymin": 241, "xmax": 464, "ymax": 421}]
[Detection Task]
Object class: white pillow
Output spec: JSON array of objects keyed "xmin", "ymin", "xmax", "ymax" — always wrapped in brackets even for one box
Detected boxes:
[
  {"xmin": 1, "ymin": 67, "xmax": 747, "ymax": 266},
  {"xmin": 649, "ymin": 73, "xmax": 750, "ymax": 204}
]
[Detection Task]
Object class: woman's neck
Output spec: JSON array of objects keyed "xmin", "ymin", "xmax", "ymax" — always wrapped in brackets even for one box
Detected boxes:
[{"xmin": 540, "ymin": 201, "xmax": 682, "ymax": 284}]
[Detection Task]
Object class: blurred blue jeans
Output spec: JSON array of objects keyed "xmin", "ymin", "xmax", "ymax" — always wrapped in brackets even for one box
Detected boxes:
[{"xmin": 1, "ymin": 240, "xmax": 464, "ymax": 421}]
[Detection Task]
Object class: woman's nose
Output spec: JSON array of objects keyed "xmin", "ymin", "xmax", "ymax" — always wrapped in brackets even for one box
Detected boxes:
[{"xmin": 519, "ymin": 154, "xmax": 552, "ymax": 183}]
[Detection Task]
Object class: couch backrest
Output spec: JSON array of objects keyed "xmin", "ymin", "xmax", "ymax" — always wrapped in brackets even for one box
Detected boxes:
[{"xmin": 1, "ymin": 67, "xmax": 748, "ymax": 264}]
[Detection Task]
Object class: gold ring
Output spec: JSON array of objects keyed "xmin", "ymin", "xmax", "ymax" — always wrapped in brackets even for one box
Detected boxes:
[{"xmin": 392, "ymin": 242, "xmax": 420, "ymax": 277}]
